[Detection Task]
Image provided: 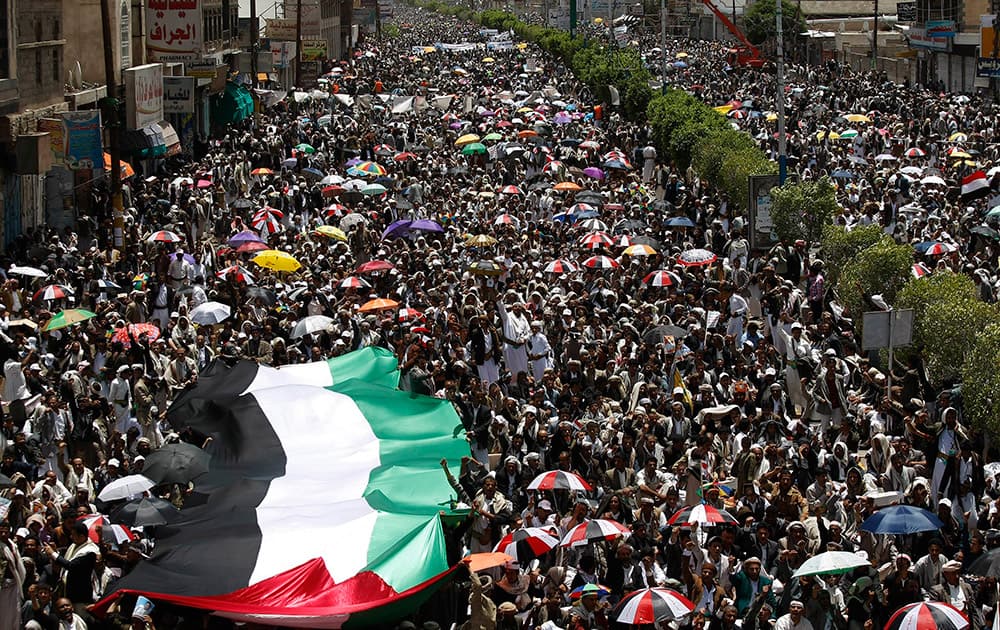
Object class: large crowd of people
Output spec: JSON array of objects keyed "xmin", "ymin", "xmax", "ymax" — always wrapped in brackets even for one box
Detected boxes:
[{"xmin": 2, "ymin": 2, "xmax": 1000, "ymax": 630}]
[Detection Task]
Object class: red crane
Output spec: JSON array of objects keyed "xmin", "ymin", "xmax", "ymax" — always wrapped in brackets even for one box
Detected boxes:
[{"xmin": 699, "ymin": 0, "xmax": 765, "ymax": 68}]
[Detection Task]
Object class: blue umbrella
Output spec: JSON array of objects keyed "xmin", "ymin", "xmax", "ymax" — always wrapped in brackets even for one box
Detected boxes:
[
  {"xmin": 301, "ymin": 167, "xmax": 324, "ymax": 179},
  {"xmin": 665, "ymin": 217, "xmax": 696, "ymax": 228},
  {"xmin": 381, "ymin": 220, "xmax": 412, "ymax": 240},
  {"xmin": 673, "ymin": 60, "xmax": 688, "ymax": 68},
  {"xmin": 860, "ymin": 505, "xmax": 943, "ymax": 535}
]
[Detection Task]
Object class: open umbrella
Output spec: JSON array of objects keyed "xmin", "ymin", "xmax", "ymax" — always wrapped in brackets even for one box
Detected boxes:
[
  {"xmin": 228, "ymin": 231, "xmax": 265, "ymax": 246},
  {"xmin": 569, "ymin": 584, "xmax": 612, "ymax": 600},
  {"xmin": 356, "ymin": 260, "xmax": 394, "ymax": 274},
  {"xmin": 140, "ymin": 443, "xmax": 211, "ymax": 485},
  {"xmin": 860, "ymin": 505, "xmax": 943, "ymax": 534},
  {"xmin": 665, "ymin": 216, "xmax": 696, "ymax": 228},
  {"xmin": 527, "ymin": 470, "xmax": 593, "ymax": 491},
  {"xmin": 678, "ymin": 248, "xmax": 717, "ymax": 266},
  {"xmin": 291, "ymin": 315, "xmax": 334, "ymax": 338},
  {"xmin": 216, "ymin": 265, "xmax": 255, "ymax": 284},
  {"xmin": 561, "ymin": 519, "xmax": 631, "ymax": 547},
  {"xmin": 252, "ymin": 250, "xmax": 302, "ymax": 273},
  {"xmin": 8, "ymin": 265, "xmax": 47, "ymax": 278},
  {"xmin": 96, "ymin": 474, "xmax": 156, "ymax": 502},
  {"xmin": 643, "ymin": 270, "xmax": 681, "ymax": 287},
  {"xmin": 494, "ymin": 527, "xmax": 560, "ymax": 562},
  {"xmin": 314, "ymin": 225, "xmax": 348, "ymax": 241},
  {"xmin": 581, "ymin": 255, "xmax": 620, "ymax": 270},
  {"xmin": 667, "ymin": 504, "xmax": 738, "ymax": 526},
  {"xmin": 466, "ymin": 234, "xmax": 498, "ymax": 247},
  {"xmin": 884, "ymin": 602, "xmax": 968, "ymax": 630},
  {"xmin": 792, "ymin": 551, "xmax": 871, "ymax": 578},
  {"xmin": 189, "ymin": 301, "xmax": 232, "ymax": 325},
  {"xmin": 544, "ymin": 259, "xmax": 578, "ymax": 274},
  {"xmin": 359, "ymin": 298, "xmax": 399, "ymax": 313},
  {"xmin": 43, "ymin": 308, "xmax": 97, "ymax": 332},
  {"xmin": 246, "ymin": 287, "xmax": 276, "ymax": 305},
  {"xmin": 338, "ymin": 276, "xmax": 371, "ymax": 290},
  {"xmin": 113, "ymin": 496, "xmax": 180, "ymax": 527},
  {"xmin": 33, "ymin": 284, "xmax": 73, "ymax": 302},
  {"xmin": 468, "ymin": 260, "xmax": 506, "ymax": 276},
  {"xmin": 147, "ymin": 230, "xmax": 182, "ymax": 243},
  {"xmin": 623, "ymin": 244, "xmax": 657, "ymax": 256},
  {"xmin": 110, "ymin": 323, "xmax": 160, "ymax": 347},
  {"xmin": 614, "ymin": 588, "xmax": 695, "ymax": 624}
]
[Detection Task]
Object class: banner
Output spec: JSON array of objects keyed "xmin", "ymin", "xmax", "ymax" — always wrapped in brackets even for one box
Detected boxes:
[
  {"xmin": 979, "ymin": 15, "xmax": 1000, "ymax": 77},
  {"xmin": 896, "ymin": 1, "xmax": 915, "ymax": 21},
  {"xmin": 301, "ymin": 40, "xmax": 327, "ymax": 62},
  {"xmin": 908, "ymin": 27, "xmax": 950, "ymax": 50},
  {"xmin": 124, "ymin": 64, "xmax": 164, "ymax": 129},
  {"xmin": 163, "ymin": 76, "xmax": 196, "ymax": 113},
  {"xmin": 927, "ymin": 19, "xmax": 956, "ymax": 38},
  {"xmin": 265, "ymin": 18, "xmax": 297, "ymax": 41},
  {"xmin": 63, "ymin": 111, "xmax": 104, "ymax": 171},
  {"xmin": 282, "ymin": 0, "xmax": 321, "ymax": 37},
  {"xmin": 37, "ymin": 118, "xmax": 66, "ymax": 165},
  {"xmin": 146, "ymin": 0, "xmax": 202, "ymax": 62}
]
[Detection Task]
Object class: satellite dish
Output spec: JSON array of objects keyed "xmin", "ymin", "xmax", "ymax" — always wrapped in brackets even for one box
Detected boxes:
[{"xmin": 73, "ymin": 61, "xmax": 82, "ymax": 89}]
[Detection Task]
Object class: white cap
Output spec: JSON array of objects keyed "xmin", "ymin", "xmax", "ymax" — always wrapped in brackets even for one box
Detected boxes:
[{"xmin": 108, "ymin": 458, "xmax": 121, "ymax": 468}]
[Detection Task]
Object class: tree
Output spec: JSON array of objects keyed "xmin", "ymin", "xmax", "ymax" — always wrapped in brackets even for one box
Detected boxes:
[
  {"xmin": 743, "ymin": 0, "xmax": 806, "ymax": 46},
  {"xmin": 962, "ymin": 322, "xmax": 1000, "ymax": 437},
  {"xmin": 820, "ymin": 224, "xmax": 884, "ymax": 284},
  {"xmin": 920, "ymin": 297, "xmax": 1000, "ymax": 387},
  {"xmin": 769, "ymin": 178, "xmax": 838, "ymax": 245},
  {"xmin": 837, "ymin": 236, "xmax": 912, "ymax": 324},
  {"xmin": 894, "ymin": 271, "xmax": 979, "ymax": 351}
]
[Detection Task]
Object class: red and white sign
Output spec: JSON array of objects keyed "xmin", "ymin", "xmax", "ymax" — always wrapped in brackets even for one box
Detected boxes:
[
  {"xmin": 125, "ymin": 63, "xmax": 165, "ymax": 129},
  {"xmin": 147, "ymin": 0, "xmax": 203, "ymax": 62}
]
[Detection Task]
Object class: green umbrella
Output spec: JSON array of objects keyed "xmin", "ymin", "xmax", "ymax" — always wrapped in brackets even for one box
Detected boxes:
[
  {"xmin": 43, "ymin": 308, "xmax": 97, "ymax": 332},
  {"xmin": 483, "ymin": 132, "xmax": 503, "ymax": 142},
  {"xmin": 971, "ymin": 225, "xmax": 1000, "ymax": 240},
  {"xmin": 295, "ymin": 143, "xmax": 316, "ymax": 154},
  {"xmin": 986, "ymin": 206, "xmax": 1000, "ymax": 219},
  {"xmin": 461, "ymin": 142, "xmax": 488, "ymax": 156}
]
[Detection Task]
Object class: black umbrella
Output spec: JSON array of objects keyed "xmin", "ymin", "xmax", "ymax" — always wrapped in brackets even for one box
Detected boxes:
[
  {"xmin": 967, "ymin": 548, "xmax": 1000, "ymax": 576},
  {"xmin": 140, "ymin": 443, "xmax": 211, "ymax": 485},
  {"xmin": 0, "ymin": 473, "xmax": 13, "ymax": 488},
  {"xmin": 246, "ymin": 287, "xmax": 276, "ymax": 306},
  {"xmin": 641, "ymin": 324, "xmax": 688, "ymax": 346},
  {"xmin": 231, "ymin": 198, "xmax": 254, "ymax": 210},
  {"xmin": 631, "ymin": 235, "xmax": 661, "ymax": 248},
  {"xmin": 113, "ymin": 497, "xmax": 180, "ymax": 527},
  {"xmin": 614, "ymin": 219, "xmax": 647, "ymax": 233}
]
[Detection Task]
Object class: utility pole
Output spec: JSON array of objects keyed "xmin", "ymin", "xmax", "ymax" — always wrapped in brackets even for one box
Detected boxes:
[
  {"xmin": 660, "ymin": 0, "xmax": 667, "ymax": 93},
  {"xmin": 99, "ymin": 0, "xmax": 124, "ymax": 249},
  {"xmin": 294, "ymin": 0, "xmax": 303, "ymax": 87},
  {"xmin": 251, "ymin": 0, "xmax": 259, "ymax": 87},
  {"xmin": 775, "ymin": 0, "xmax": 787, "ymax": 184}
]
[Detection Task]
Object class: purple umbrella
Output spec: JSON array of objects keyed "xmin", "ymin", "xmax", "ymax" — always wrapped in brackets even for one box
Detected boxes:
[
  {"xmin": 381, "ymin": 219, "xmax": 413, "ymax": 240},
  {"xmin": 449, "ymin": 122, "xmax": 463, "ymax": 129},
  {"xmin": 345, "ymin": 157, "xmax": 362, "ymax": 167},
  {"xmin": 584, "ymin": 167, "xmax": 605, "ymax": 180},
  {"xmin": 554, "ymin": 113, "xmax": 572, "ymax": 124},
  {"xmin": 409, "ymin": 219, "xmax": 444, "ymax": 233},
  {"xmin": 228, "ymin": 230, "xmax": 264, "ymax": 246}
]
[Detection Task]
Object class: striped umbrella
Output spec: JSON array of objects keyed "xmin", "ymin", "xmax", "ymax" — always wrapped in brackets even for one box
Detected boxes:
[
  {"xmin": 499, "ymin": 185, "xmax": 524, "ymax": 195},
  {"xmin": 216, "ymin": 265, "xmax": 255, "ymax": 285},
  {"xmin": 667, "ymin": 503, "xmax": 739, "ymax": 526},
  {"xmin": 614, "ymin": 588, "xmax": 695, "ymax": 624},
  {"xmin": 33, "ymin": 284, "xmax": 73, "ymax": 301},
  {"xmin": 581, "ymin": 255, "xmax": 620, "ymax": 270},
  {"xmin": 643, "ymin": 270, "xmax": 680, "ymax": 287},
  {"xmin": 356, "ymin": 260, "xmax": 395, "ymax": 274},
  {"xmin": 579, "ymin": 218, "xmax": 609, "ymax": 232},
  {"xmin": 561, "ymin": 519, "xmax": 631, "ymax": 548},
  {"xmin": 527, "ymin": 470, "xmax": 592, "ymax": 492},
  {"xmin": 494, "ymin": 213, "xmax": 517, "ymax": 225},
  {"xmin": 349, "ymin": 161, "xmax": 387, "ymax": 177},
  {"xmin": 568, "ymin": 202, "xmax": 598, "ymax": 214},
  {"xmin": 252, "ymin": 214, "xmax": 282, "ymax": 236},
  {"xmin": 616, "ymin": 235, "xmax": 634, "ymax": 247},
  {"xmin": 923, "ymin": 242, "xmax": 955, "ymax": 256},
  {"xmin": 912, "ymin": 263, "xmax": 931, "ymax": 278},
  {"xmin": 544, "ymin": 259, "xmax": 578, "ymax": 275},
  {"xmin": 904, "ymin": 147, "xmax": 926, "ymax": 158},
  {"xmin": 569, "ymin": 584, "xmax": 613, "ymax": 600},
  {"xmin": 252, "ymin": 207, "xmax": 284, "ymax": 222},
  {"xmin": 338, "ymin": 276, "xmax": 371, "ymax": 290},
  {"xmin": 147, "ymin": 230, "xmax": 182, "ymax": 243},
  {"xmin": 884, "ymin": 602, "xmax": 968, "ymax": 630},
  {"xmin": 580, "ymin": 231, "xmax": 614, "ymax": 249},
  {"xmin": 325, "ymin": 204, "xmax": 349, "ymax": 217},
  {"xmin": 398, "ymin": 308, "xmax": 424, "ymax": 322},
  {"xmin": 677, "ymin": 248, "xmax": 718, "ymax": 267},
  {"xmin": 42, "ymin": 308, "xmax": 97, "ymax": 332},
  {"xmin": 493, "ymin": 527, "xmax": 560, "ymax": 561}
]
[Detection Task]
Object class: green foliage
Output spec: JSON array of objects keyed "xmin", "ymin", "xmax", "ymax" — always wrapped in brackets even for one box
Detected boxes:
[
  {"xmin": 717, "ymin": 143, "xmax": 776, "ymax": 210},
  {"xmin": 768, "ymin": 178, "xmax": 838, "ymax": 245},
  {"xmin": 382, "ymin": 24, "xmax": 401, "ymax": 38},
  {"xmin": 962, "ymin": 322, "xmax": 1000, "ymax": 438},
  {"xmin": 820, "ymin": 224, "xmax": 884, "ymax": 283},
  {"xmin": 893, "ymin": 272, "xmax": 979, "ymax": 367},
  {"xmin": 743, "ymin": 0, "xmax": 807, "ymax": 46},
  {"xmin": 837, "ymin": 236, "xmax": 913, "ymax": 324},
  {"xmin": 920, "ymin": 297, "xmax": 1000, "ymax": 387}
]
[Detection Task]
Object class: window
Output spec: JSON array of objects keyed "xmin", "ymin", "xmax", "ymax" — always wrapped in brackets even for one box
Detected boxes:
[
  {"xmin": 0, "ymin": 0, "xmax": 9, "ymax": 78},
  {"xmin": 53, "ymin": 18, "xmax": 60, "ymax": 40},
  {"xmin": 34, "ymin": 20, "xmax": 41, "ymax": 43},
  {"xmin": 35, "ymin": 50, "xmax": 41, "ymax": 84},
  {"xmin": 51, "ymin": 49, "xmax": 58, "ymax": 82}
]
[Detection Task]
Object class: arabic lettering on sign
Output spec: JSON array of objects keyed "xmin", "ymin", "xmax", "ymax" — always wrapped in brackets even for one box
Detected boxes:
[
  {"xmin": 146, "ymin": 0, "xmax": 202, "ymax": 61},
  {"xmin": 163, "ymin": 76, "xmax": 196, "ymax": 113},
  {"xmin": 125, "ymin": 64, "xmax": 165, "ymax": 129},
  {"xmin": 62, "ymin": 111, "xmax": 104, "ymax": 171}
]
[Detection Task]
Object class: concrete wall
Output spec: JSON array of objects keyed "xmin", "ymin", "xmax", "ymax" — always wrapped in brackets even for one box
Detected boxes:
[
  {"xmin": 16, "ymin": 0, "xmax": 64, "ymax": 108},
  {"xmin": 62, "ymin": 0, "xmax": 125, "ymax": 85}
]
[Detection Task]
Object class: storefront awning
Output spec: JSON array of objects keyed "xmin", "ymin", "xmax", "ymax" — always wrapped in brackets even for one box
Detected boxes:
[
  {"xmin": 160, "ymin": 121, "xmax": 181, "ymax": 157},
  {"xmin": 211, "ymin": 82, "xmax": 254, "ymax": 126},
  {"xmin": 122, "ymin": 124, "xmax": 167, "ymax": 158}
]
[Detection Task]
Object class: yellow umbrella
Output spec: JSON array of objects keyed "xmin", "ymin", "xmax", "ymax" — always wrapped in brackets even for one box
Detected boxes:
[
  {"xmin": 466, "ymin": 234, "xmax": 498, "ymax": 247},
  {"xmin": 949, "ymin": 151, "xmax": 972, "ymax": 160},
  {"xmin": 455, "ymin": 133, "xmax": 481, "ymax": 146},
  {"xmin": 765, "ymin": 112, "xmax": 778, "ymax": 122},
  {"xmin": 252, "ymin": 250, "xmax": 302, "ymax": 272},
  {"xmin": 676, "ymin": 52, "xmax": 689, "ymax": 58},
  {"xmin": 713, "ymin": 104, "xmax": 734, "ymax": 115},
  {"xmin": 949, "ymin": 132, "xmax": 968, "ymax": 142},
  {"xmin": 482, "ymin": 57, "xmax": 495, "ymax": 63},
  {"xmin": 845, "ymin": 113, "xmax": 871, "ymax": 123},
  {"xmin": 817, "ymin": 130, "xmax": 840, "ymax": 141},
  {"xmin": 516, "ymin": 43, "xmax": 527, "ymax": 50},
  {"xmin": 623, "ymin": 244, "xmax": 658, "ymax": 256},
  {"xmin": 422, "ymin": 46, "xmax": 436, "ymax": 53},
  {"xmin": 314, "ymin": 225, "xmax": 348, "ymax": 241},
  {"xmin": 594, "ymin": 17, "xmax": 604, "ymax": 23}
]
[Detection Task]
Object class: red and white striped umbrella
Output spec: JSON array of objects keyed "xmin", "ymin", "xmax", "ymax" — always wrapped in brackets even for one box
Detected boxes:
[
  {"xmin": 33, "ymin": 284, "xmax": 73, "ymax": 301},
  {"xmin": 912, "ymin": 263, "xmax": 931, "ymax": 278},
  {"xmin": 677, "ymin": 248, "xmax": 718, "ymax": 267},
  {"xmin": 527, "ymin": 470, "xmax": 593, "ymax": 492},
  {"xmin": 643, "ymin": 270, "xmax": 681, "ymax": 287},
  {"xmin": 667, "ymin": 503, "xmax": 739, "ymax": 526},
  {"xmin": 147, "ymin": 230, "xmax": 181, "ymax": 243},
  {"xmin": 544, "ymin": 259, "xmax": 578, "ymax": 275},
  {"xmin": 80, "ymin": 514, "xmax": 137, "ymax": 544},
  {"xmin": 325, "ymin": 203, "xmax": 349, "ymax": 217},
  {"xmin": 614, "ymin": 588, "xmax": 695, "ymax": 625},
  {"xmin": 216, "ymin": 265, "xmax": 255, "ymax": 285},
  {"xmin": 602, "ymin": 150, "xmax": 628, "ymax": 162},
  {"xmin": 252, "ymin": 206, "xmax": 284, "ymax": 222},
  {"xmin": 616, "ymin": 234, "xmax": 634, "ymax": 247},
  {"xmin": 338, "ymin": 276, "xmax": 371, "ymax": 290},
  {"xmin": 568, "ymin": 202, "xmax": 597, "ymax": 214},
  {"xmin": 884, "ymin": 602, "xmax": 968, "ymax": 630},
  {"xmin": 560, "ymin": 519, "xmax": 631, "ymax": 548},
  {"xmin": 252, "ymin": 214, "xmax": 282, "ymax": 235},
  {"xmin": 494, "ymin": 213, "xmax": 517, "ymax": 225},
  {"xmin": 923, "ymin": 242, "xmax": 955, "ymax": 256},
  {"xmin": 494, "ymin": 527, "xmax": 560, "ymax": 561},
  {"xmin": 582, "ymin": 255, "xmax": 620, "ymax": 270},
  {"xmin": 578, "ymin": 218, "xmax": 609, "ymax": 232},
  {"xmin": 500, "ymin": 185, "xmax": 524, "ymax": 195},
  {"xmin": 398, "ymin": 307, "xmax": 424, "ymax": 322},
  {"xmin": 904, "ymin": 147, "xmax": 927, "ymax": 158},
  {"xmin": 580, "ymin": 231, "xmax": 614, "ymax": 249}
]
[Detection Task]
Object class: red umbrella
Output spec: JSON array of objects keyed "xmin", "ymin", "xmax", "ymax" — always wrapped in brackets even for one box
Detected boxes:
[
  {"xmin": 252, "ymin": 207, "xmax": 284, "ymax": 222},
  {"xmin": 111, "ymin": 323, "xmax": 160, "ymax": 347},
  {"xmin": 544, "ymin": 259, "xmax": 578, "ymax": 274},
  {"xmin": 236, "ymin": 241, "xmax": 270, "ymax": 254},
  {"xmin": 643, "ymin": 270, "xmax": 681, "ymax": 287},
  {"xmin": 322, "ymin": 185, "xmax": 344, "ymax": 197},
  {"xmin": 527, "ymin": 470, "xmax": 592, "ymax": 492},
  {"xmin": 580, "ymin": 231, "xmax": 614, "ymax": 249},
  {"xmin": 147, "ymin": 230, "xmax": 182, "ymax": 243},
  {"xmin": 325, "ymin": 203, "xmax": 349, "ymax": 217},
  {"xmin": 398, "ymin": 307, "xmax": 424, "ymax": 322},
  {"xmin": 338, "ymin": 276, "xmax": 371, "ymax": 290},
  {"xmin": 33, "ymin": 284, "xmax": 73, "ymax": 301},
  {"xmin": 493, "ymin": 527, "xmax": 560, "ymax": 561},
  {"xmin": 80, "ymin": 514, "xmax": 137, "ymax": 544},
  {"xmin": 561, "ymin": 519, "xmax": 631, "ymax": 547},
  {"xmin": 884, "ymin": 602, "xmax": 968, "ymax": 630},
  {"xmin": 252, "ymin": 214, "xmax": 282, "ymax": 236},
  {"xmin": 614, "ymin": 588, "xmax": 695, "ymax": 625},
  {"xmin": 356, "ymin": 260, "xmax": 395, "ymax": 274},
  {"xmin": 667, "ymin": 503, "xmax": 738, "ymax": 526},
  {"xmin": 499, "ymin": 185, "xmax": 524, "ymax": 195},
  {"xmin": 394, "ymin": 152, "xmax": 418, "ymax": 162},
  {"xmin": 216, "ymin": 265, "xmax": 255, "ymax": 284}
]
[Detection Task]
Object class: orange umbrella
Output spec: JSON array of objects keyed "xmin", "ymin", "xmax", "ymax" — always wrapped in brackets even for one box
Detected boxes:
[
  {"xmin": 553, "ymin": 181, "xmax": 583, "ymax": 192},
  {"xmin": 104, "ymin": 153, "xmax": 135, "ymax": 178},
  {"xmin": 359, "ymin": 298, "xmax": 399, "ymax": 313},
  {"xmin": 518, "ymin": 129, "xmax": 539, "ymax": 139},
  {"xmin": 463, "ymin": 551, "xmax": 514, "ymax": 573}
]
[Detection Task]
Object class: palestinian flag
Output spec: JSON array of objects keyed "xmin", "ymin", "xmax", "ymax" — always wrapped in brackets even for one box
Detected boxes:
[
  {"xmin": 961, "ymin": 170, "xmax": 990, "ymax": 200},
  {"xmin": 96, "ymin": 348, "xmax": 468, "ymax": 628}
]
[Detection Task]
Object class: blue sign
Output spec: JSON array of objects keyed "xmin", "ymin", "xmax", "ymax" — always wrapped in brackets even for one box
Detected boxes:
[
  {"xmin": 927, "ymin": 20, "xmax": 956, "ymax": 38},
  {"xmin": 62, "ymin": 111, "xmax": 103, "ymax": 171}
]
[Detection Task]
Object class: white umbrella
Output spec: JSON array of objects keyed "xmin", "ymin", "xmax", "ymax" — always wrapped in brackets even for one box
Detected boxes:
[
  {"xmin": 97, "ymin": 474, "xmax": 156, "ymax": 502},
  {"xmin": 792, "ymin": 551, "xmax": 870, "ymax": 578},
  {"xmin": 920, "ymin": 175, "xmax": 946, "ymax": 186},
  {"xmin": 9, "ymin": 265, "xmax": 47, "ymax": 278},
  {"xmin": 291, "ymin": 315, "xmax": 334, "ymax": 339},
  {"xmin": 189, "ymin": 301, "xmax": 232, "ymax": 325}
]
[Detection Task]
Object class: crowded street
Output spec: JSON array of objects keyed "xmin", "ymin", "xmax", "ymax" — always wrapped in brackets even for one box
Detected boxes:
[{"xmin": 2, "ymin": 2, "xmax": 1000, "ymax": 630}]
